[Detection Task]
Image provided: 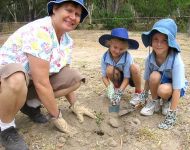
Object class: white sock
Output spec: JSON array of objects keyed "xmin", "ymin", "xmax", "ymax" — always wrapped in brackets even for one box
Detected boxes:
[
  {"xmin": 0, "ymin": 119, "xmax": 16, "ymax": 131},
  {"xmin": 26, "ymin": 98, "xmax": 41, "ymax": 108}
]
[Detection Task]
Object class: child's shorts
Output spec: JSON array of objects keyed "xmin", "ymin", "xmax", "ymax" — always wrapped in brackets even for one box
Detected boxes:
[
  {"xmin": 160, "ymin": 72, "xmax": 188, "ymax": 97},
  {"xmin": 114, "ymin": 67, "xmax": 134, "ymax": 88}
]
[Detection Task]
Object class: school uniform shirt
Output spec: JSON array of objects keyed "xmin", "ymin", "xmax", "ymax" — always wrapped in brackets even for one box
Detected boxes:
[
  {"xmin": 0, "ymin": 16, "xmax": 73, "ymax": 74},
  {"xmin": 101, "ymin": 51, "xmax": 134, "ymax": 78},
  {"xmin": 144, "ymin": 50, "xmax": 186, "ymax": 90}
]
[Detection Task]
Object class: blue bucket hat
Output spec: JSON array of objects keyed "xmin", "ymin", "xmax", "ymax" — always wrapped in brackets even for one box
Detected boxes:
[
  {"xmin": 47, "ymin": 0, "xmax": 88, "ymax": 23},
  {"xmin": 99, "ymin": 28, "xmax": 139, "ymax": 49},
  {"xmin": 141, "ymin": 18, "xmax": 180, "ymax": 52}
]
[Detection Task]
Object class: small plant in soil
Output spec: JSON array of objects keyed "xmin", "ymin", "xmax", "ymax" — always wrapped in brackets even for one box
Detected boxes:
[{"xmin": 94, "ymin": 111, "xmax": 104, "ymax": 136}]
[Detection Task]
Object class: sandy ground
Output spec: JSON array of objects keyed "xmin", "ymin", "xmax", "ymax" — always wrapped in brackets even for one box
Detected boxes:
[{"xmin": 0, "ymin": 30, "xmax": 190, "ymax": 150}]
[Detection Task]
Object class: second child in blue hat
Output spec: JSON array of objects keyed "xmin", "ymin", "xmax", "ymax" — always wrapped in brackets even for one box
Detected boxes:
[
  {"xmin": 99, "ymin": 28, "xmax": 143, "ymax": 109},
  {"xmin": 140, "ymin": 18, "xmax": 188, "ymax": 129}
]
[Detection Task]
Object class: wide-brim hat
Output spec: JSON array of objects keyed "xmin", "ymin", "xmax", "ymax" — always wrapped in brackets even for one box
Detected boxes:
[
  {"xmin": 99, "ymin": 28, "xmax": 139, "ymax": 49},
  {"xmin": 47, "ymin": 0, "xmax": 88, "ymax": 23},
  {"xmin": 141, "ymin": 18, "xmax": 180, "ymax": 52}
]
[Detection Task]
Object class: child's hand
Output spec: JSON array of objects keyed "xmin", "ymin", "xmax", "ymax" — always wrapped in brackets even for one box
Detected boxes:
[
  {"xmin": 112, "ymin": 89, "xmax": 123, "ymax": 105},
  {"xmin": 139, "ymin": 90, "xmax": 149, "ymax": 104},
  {"xmin": 107, "ymin": 82, "xmax": 114, "ymax": 100}
]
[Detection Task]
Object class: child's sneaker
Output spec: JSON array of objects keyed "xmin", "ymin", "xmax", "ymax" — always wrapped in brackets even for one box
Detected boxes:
[
  {"xmin": 158, "ymin": 110, "xmax": 176, "ymax": 129},
  {"xmin": 129, "ymin": 93, "xmax": 141, "ymax": 106},
  {"xmin": 161, "ymin": 99, "xmax": 171, "ymax": 115},
  {"xmin": 140, "ymin": 99, "xmax": 160, "ymax": 116},
  {"xmin": 130, "ymin": 91, "xmax": 148, "ymax": 106}
]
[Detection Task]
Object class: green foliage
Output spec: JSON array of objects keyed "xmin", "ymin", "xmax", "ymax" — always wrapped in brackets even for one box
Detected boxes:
[
  {"xmin": 95, "ymin": 112, "xmax": 104, "ymax": 128},
  {"xmin": 175, "ymin": 0, "xmax": 190, "ymax": 32},
  {"xmin": 0, "ymin": 0, "xmax": 48, "ymax": 22},
  {"xmin": 92, "ymin": 3, "xmax": 134, "ymax": 29},
  {"xmin": 127, "ymin": 0, "xmax": 190, "ymax": 32},
  {"xmin": 128, "ymin": 0, "xmax": 181, "ymax": 17},
  {"xmin": 176, "ymin": 18, "xmax": 188, "ymax": 32}
]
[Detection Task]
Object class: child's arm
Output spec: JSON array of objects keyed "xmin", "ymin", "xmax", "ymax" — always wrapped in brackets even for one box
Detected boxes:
[
  {"xmin": 101, "ymin": 53, "xmax": 109, "ymax": 87},
  {"xmin": 170, "ymin": 90, "xmax": 180, "ymax": 110},
  {"xmin": 171, "ymin": 54, "xmax": 185, "ymax": 110},
  {"xmin": 120, "ymin": 53, "xmax": 132, "ymax": 91},
  {"xmin": 143, "ymin": 56, "xmax": 151, "ymax": 93},
  {"xmin": 102, "ymin": 76, "xmax": 110, "ymax": 87},
  {"xmin": 119, "ymin": 78, "xmax": 129, "ymax": 91}
]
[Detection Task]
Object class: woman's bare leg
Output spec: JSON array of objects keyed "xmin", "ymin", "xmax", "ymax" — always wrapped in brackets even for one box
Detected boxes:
[{"xmin": 0, "ymin": 72, "xmax": 27, "ymax": 123}]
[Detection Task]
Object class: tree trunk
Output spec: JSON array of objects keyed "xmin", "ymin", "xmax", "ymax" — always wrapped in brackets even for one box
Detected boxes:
[
  {"xmin": 187, "ymin": 18, "xmax": 190, "ymax": 37},
  {"xmin": 88, "ymin": 4, "xmax": 94, "ymax": 24},
  {"xmin": 103, "ymin": 0, "xmax": 108, "ymax": 13},
  {"xmin": 13, "ymin": 4, "xmax": 17, "ymax": 22},
  {"xmin": 111, "ymin": 0, "xmax": 119, "ymax": 15},
  {"xmin": 6, "ymin": 3, "xmax": 17, "ymax": 22},
  {"xmin": 27, "ymin": 0, "xmax": 34, "ymax": 21},
  {"xmin": 87, "ymin": 0, "xmax": 93, "ymax": 24}
]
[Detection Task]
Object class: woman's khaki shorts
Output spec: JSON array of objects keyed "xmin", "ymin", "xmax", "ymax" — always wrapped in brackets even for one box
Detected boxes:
[{"xmin": 0, "ymin": 63, "xmax": 85, "ymax": 99}]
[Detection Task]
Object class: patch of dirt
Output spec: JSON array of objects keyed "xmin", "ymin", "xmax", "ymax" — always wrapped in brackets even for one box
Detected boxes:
[{"xmin": 0, "ymin": 30, "xmax": 190, "ymax": 150}]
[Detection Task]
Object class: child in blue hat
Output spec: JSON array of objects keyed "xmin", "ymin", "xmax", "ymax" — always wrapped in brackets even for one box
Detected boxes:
[
  {"xmin": 140, "ymin": 18, "xmax": 188, "ymax": 129},
  {"xmin": 99, "ymin": 28, "xmax": 143, "ymax": 110}
]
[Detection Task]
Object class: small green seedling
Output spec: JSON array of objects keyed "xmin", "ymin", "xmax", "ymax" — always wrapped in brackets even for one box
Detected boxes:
[{"xmin": 94, "ymin": 111, "xmax": 105, "ymax": 136}]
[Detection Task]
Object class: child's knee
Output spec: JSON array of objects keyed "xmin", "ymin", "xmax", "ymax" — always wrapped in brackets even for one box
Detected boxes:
[
  {"xmin": 149, "ymin": 71, "xmax": 161, "ymax": 83},
  {"xmin": 106, "ymin": 65, "xmax": 114, "ymax": 76},
  {"xmin": 130, "ymin": 64, "xmax": 140, "ymax": 74},
  {"xmin": 106, "ymin": 66, "xmax": 120, "ymax": 79},
  {"xmin": 157, "ymin": 84, "xmax": 172, "ymax": 98}
]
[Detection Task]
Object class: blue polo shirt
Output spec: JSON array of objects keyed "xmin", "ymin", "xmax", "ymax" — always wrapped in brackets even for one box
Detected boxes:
[
  {"xmin": 101, "ymin": 51, "xmax": 133, "ymax": 78},
  {"xmin": 144, "ymin": 50, "xmax": 186, "ymax": 90}
]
